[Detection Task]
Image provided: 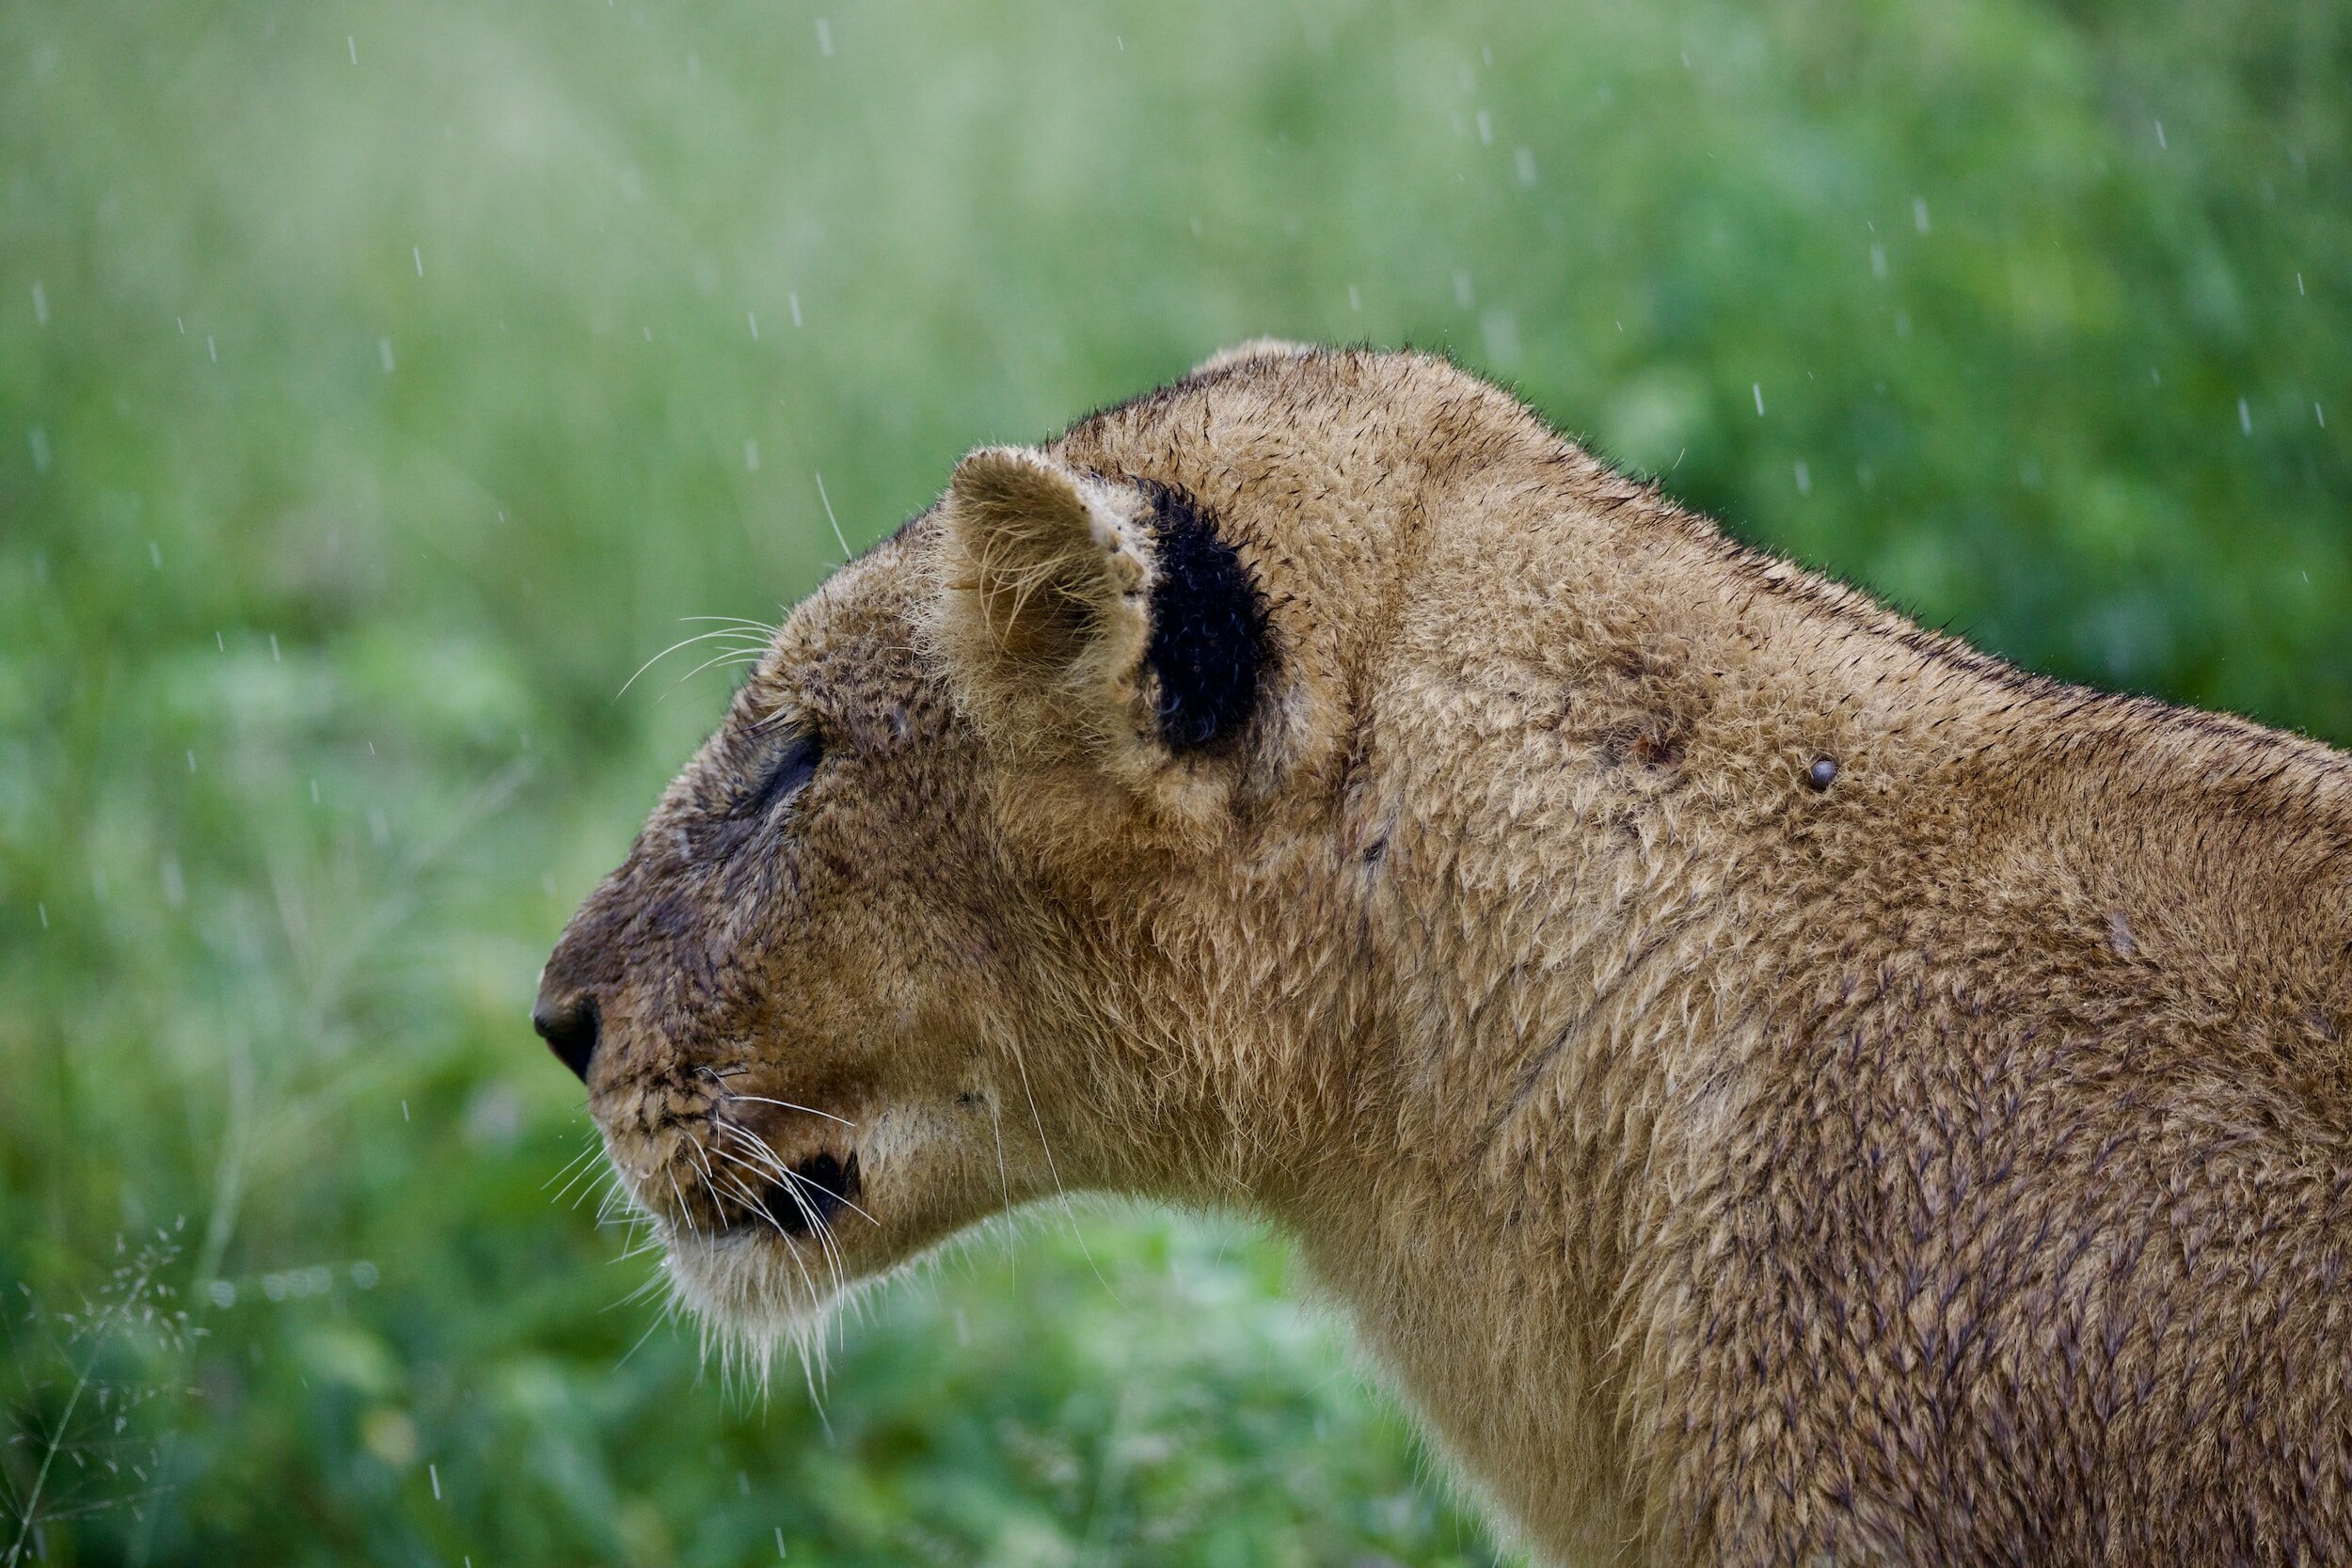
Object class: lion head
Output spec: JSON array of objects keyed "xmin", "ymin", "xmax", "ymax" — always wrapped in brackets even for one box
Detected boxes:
[{"xmin": 534, "ymin": 341, "xmax": 1450, "ymax": 1352}]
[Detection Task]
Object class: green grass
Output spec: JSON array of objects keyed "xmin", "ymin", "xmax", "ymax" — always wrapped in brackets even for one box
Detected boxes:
[{"xmin": 2, "ymin": 0, "xmax": 2346, "ymax": 1561}]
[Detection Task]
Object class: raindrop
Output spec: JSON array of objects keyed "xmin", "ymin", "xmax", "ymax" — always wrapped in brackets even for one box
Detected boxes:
[
  {"xmin": 1753, "ymin": 383, "xmax": 1765, "ymax": 417},
  {"xmin": 215, "ymin": 631, "xmax": 225, "ymax": 651},
  {"xmin": 347, "ymin": 34, "xmax": 358, "ymax": 64},
  {"xmin": 269, "ymin": 633, "xmax": 281, "ymax": 662},
  {"xmin": 1794, "ymin": 460, "xmax": 1811, "ymax": 496},
  {"xmin": 36, "ymin": 903, "xmax": 47, "ymax": 930},
  {"xmin": 207, "ymin": 335, "xmax": 217, "ymax": 362},
  {"xmin": 378, "ymin": 338, "xmax": 395, "ymax": 373},
  {"xmin": 206, "ymin": 1280, "xmax": 235, "ymax": 1308},
  {"xmin": 814, "ymin": 17, "xmax": 833, "ymax": 55},
  {"xmin": 1347, "ymin": 284, "xmax": 1362, "ymax": 311},
  {"xmin": 429, "ymin": 1464, "xmax": 441, "ymax": 1501},
  {"xmin": 351, "ymin": 1260, "xmax": 379, "ymax": 1289},
  {"xmin": 1912, "ymin": 197, "xmax": 1931, "ymax": 234},
  {"xmin": 787, "ymin": 292, "xmax": 803, "ymax": 328},
  {"xmin": 413, "ymin": 246, "xmax": 423, "ymax": 277},
  {"xmin": 28, "ymin": 425, "xmax": 50, "ymax": 475},
  {"xmin": 160, "ymin": 855, "xmax": 184, "ymax": 910},
  {"xmin": 1514, "ymin": 146, "xmax": 1537, "ymax": 185},
  {"xmin": 1479, "ymin": 309, "xmax": 1518, "ymax": 364},
  {"xmin": 2317, "ymin": 404, "xmax": 2327, "ymax": 429},
  {"xmin": 2296, "ymin": 272, "xmax": 2305, "ymax": 296},
  {"xmin": 310, "ymin": 779, "xmax": 321, "ymax": 804},
  {"xmin": 1454, "ymin": 270, "xmax": 1475, "ymax": 309},
  {"xmin": 2238, "ymin": 397, "xmax": 2252, "ymax": 436},
  {"xmin": 1894, "ymin": 311, "xmax": 1912, "ymax": 338},
  {"xmin": 402, "ymin": 1100, "xmax": 410, "ymax": 1120},
  {"xmin": 1869, "ymin": 244, "xmax": 1886, "ymax": 279},
  {"xmin": 149, "ymin": 541, "xmax": 162, "ymax": 568},
  {"xmin": 2153, "ymin": 119, "xmax": 2166, "ymax": 150},
  {"xmin": 776, "ymin": 1528, "xmax": 788, "ymax": 1560},
  {"xmin": 1475, "ymin": 109, "xmax": 1493, "ymax": 145},
  {"xmin": 30, "ymin": 281, "xmax": 47, "ymax": 326},
  {"xmin": 186, "ymin": 751, "xmax": 196, "ymax": 773},
  {"xmin": 747, "ymin": 310, "xmax": 760, "ymax": 341},
  {"xmin": 744, "ymin": 438, "xmax": 760, "ymax": 471}
]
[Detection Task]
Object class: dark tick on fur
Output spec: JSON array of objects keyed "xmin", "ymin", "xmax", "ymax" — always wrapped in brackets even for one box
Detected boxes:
[{"xmin": 1807, "ymin": 756, "xmax": 1839, "ymax": 791}]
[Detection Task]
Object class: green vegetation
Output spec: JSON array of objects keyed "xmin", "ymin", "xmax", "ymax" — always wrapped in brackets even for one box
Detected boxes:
[{"xmin": 3, "ymin": 0, "xmax": 2344, "ymax": 1560}]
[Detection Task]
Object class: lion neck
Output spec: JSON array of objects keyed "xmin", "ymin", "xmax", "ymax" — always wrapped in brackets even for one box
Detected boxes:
[{"xmin": 1139, "ymin": 489, "xmax": 2035, "ymax": 1556}]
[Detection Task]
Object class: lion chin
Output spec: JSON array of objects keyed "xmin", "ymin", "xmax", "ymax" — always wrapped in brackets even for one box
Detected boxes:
[{"xmin": 658, "ymin": 1218, "xmax": 862, "ymax": 1379}]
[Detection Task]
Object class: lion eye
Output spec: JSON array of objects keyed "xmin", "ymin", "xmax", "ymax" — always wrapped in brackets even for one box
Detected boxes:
[{"xmin": 743, "ymin": 730, "xmax": 822, "ymax": 816}]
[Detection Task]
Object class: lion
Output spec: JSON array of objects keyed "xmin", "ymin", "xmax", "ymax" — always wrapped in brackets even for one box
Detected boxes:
[{"xmin": 536, "ymin": 342, "xmax": 2352, "ymax": 1565}]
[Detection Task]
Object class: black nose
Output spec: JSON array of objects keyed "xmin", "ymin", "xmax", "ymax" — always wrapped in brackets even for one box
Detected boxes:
[{"xmin": 533, "ymin": 994, "xmax": 600, "ymax": 1083}]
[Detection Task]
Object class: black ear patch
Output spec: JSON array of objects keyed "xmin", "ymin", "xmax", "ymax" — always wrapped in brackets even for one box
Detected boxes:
[{"xmin": 1141, "ymin": 483, "xmax": 1269, "ymax": 751}]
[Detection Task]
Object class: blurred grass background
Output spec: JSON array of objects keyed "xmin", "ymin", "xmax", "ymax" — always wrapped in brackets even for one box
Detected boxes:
[{"xmin": 2, "ymin": 0, "xmax": 2345, "ymax": 1561}]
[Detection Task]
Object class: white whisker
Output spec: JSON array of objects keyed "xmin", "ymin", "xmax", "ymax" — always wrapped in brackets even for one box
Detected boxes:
[
  {"xmin": 1006, "ymin": 1033, "xmax": 1121, "ymax": 1307},
  {"xmin": 709, "ymin": 1130, "xmax": 858, "ymax": 1288},
  {"xmin": 716, "ymin": 1125, "xmax": 877, "ymax": 1227},
  {"xmin": 676, "ymin": 614, "xmax": 781, "ymax": 636},
  {"xmin": 663, "ymin": 1169, "xmax": 701, "ymax": 1237},
  {"xmin": 613, "ymin": 1306, "xmax": 673, "ymax": 1370},
  {"xmin": 657, "ymin": 648, "xmax": 767, "ymax": 703},
  {"xmin": 617, "ymin": 626, "xmax": 773, "ymax": 698},
  {"xmin": 814, "ymin": 469, "xmax": 852, "ymax": 558},
  {"xmin": 706, "ymin": 1161, "xmax": 828, "ymax": 1303},
  {"xmin": 720, "ymin": 1094, "xmax": 858, "ymax": 1129}
]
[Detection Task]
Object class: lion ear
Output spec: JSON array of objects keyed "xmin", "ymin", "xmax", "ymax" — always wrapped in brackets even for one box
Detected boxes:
[{"xmin": 930, "ymin": 446, "xmax": 1270, "ymax": 786}]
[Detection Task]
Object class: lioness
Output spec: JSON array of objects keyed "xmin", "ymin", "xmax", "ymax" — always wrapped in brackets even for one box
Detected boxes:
[{"xmin": 537, "ymin": 342, "xmax": 2352, "ymax": 1565}]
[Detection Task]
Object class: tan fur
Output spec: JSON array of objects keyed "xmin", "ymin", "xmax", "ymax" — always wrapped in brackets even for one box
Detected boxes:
[{"xmin": 540, "ymin": 346, "xmax": 2352, "ymax": 1565}]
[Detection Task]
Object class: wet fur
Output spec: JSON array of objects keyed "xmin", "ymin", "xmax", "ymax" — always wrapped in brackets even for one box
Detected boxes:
[{"xmin": 542, "ymin": 344, "xmax": 2352, "ymax": 1566}]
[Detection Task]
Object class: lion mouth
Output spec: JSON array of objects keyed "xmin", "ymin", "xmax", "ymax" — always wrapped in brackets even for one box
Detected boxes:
[{"xmin": 749, "ymin": 1148, "xmax": 861, "ymax": 1239}]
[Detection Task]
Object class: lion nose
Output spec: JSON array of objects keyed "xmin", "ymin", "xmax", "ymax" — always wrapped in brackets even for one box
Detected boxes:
[{"xmin": 532, "ymin": 992, "xmax": 601, "ymax": 1083}]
